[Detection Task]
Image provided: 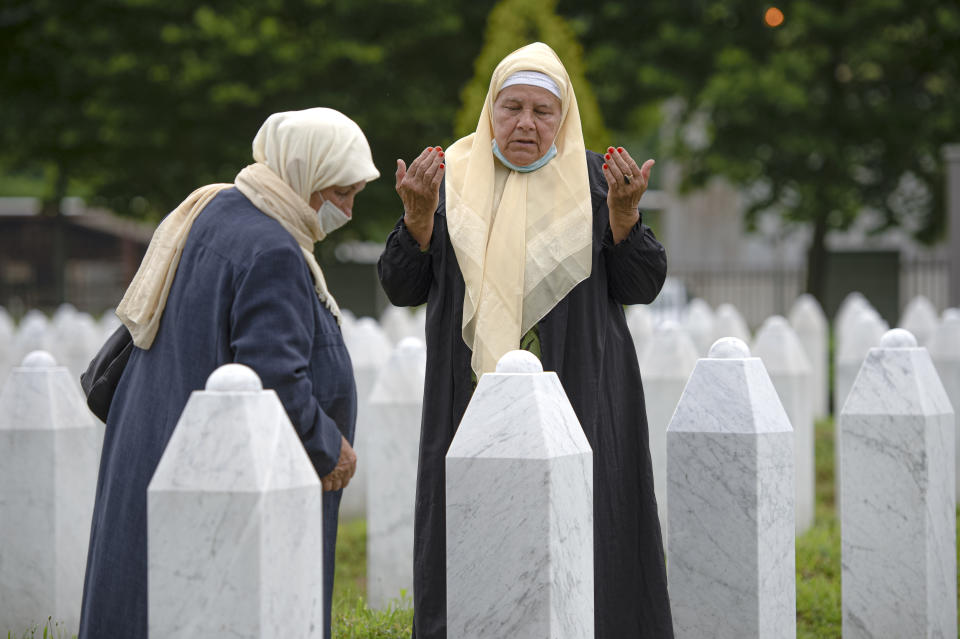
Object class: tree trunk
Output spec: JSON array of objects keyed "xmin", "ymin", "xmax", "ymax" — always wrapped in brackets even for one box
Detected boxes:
[
  {"xmin": 40, "ymin": 164, "xmax": 70, "ymax": 308},
  {"xmin": 805, "ymin": 210, "xmax": 829, "ymax": 306}
]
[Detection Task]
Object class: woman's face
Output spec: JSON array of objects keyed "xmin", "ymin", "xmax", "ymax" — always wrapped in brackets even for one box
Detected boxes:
[
  {"xmin": 309, "ymin": 181, "xmax": 366, "ymax": 216},
  {"xmin": 492, "ymin": 84, "xmax": 562, "ymax": 167}
]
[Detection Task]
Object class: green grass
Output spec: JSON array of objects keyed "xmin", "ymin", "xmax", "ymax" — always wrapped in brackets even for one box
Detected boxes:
[
  {"xmin": 15, "ymin": 417, "xmax": 958, "ymax": 637},
  {"xmin": 332, "ymin": 518, "xmax": 413, "ymax": 638}
]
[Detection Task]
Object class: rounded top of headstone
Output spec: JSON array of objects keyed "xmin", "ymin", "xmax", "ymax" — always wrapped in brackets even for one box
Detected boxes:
[
  {"xmin": 761, "ymin": 315, "xmax": 789, "ymax": 331},
  {"xmin": 943, "ymin": 308, "xmax": 960, "ymax": 322},
  {"xmin": 658, "ymin": 319, "xmax": 681, "ymax": 333},
  {"xmin": 880, "ymin": 328, "xmax": 917, "ymax": 348},
  {"xmin": 396, "ymin": 336, "xmax": 426, "ymax": 354},
  {"xmin": 496, "ymin": 350, "xmax": 544, "ymax": 373},
  {"xmin": 205, "ymin": 363, "xmax": 263, "ymax": 392},
  {"xmin": 708, "ymin": 337, "xmax": 750, "ymax": 359},
  {"xmin": 21, "ymin": 350, "xmax": 57, "ymax": 367}
]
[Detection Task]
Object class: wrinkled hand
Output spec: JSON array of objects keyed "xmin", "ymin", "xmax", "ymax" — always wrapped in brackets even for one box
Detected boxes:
[
  {"xmin": 602, "ymin": 146, "xmax": 655, "ymax": 244},
  {"xmin": 396, "ymin": 146, "xmax": 445, "ymax": 249},
  {"xmin": 320, "ymin": 435, "xmax": 357, "ymax": 492}
]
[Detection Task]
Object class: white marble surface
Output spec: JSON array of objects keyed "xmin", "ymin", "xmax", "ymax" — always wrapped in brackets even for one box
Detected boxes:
[
  {"xmin": 753, "ymin": 316, "xmax": 814, "ymax": 533},
  {"xmin": 839, "ymin": 330, "xmax": 956, "ymax": 639},
  {"xmin": 446, "ymin": 351, "xmax": 593, "ymax": 639},
  {"xmin": 898, "ymin": 294, "xmax": 939, "ymax": 346},
  {"xmin": 625, "ymin": 304, "xmax": 654, "ymax": 362},
  {"xmin": 366, "ymin": 337, "xmax": 425, "ymax": 609},
  {"xmin": 712, "ymin": 303, "xmax": 751, "ymax": 345},
  {"xmin": 50, "ymin": 311, "xmax": 102, "ymax": 380},
  {"xmin": 834, "ymin": 291, "xmax": 869, "ymax": 339},
  {"xmin": 0, "ymin": 310, "xmax": 13, "ymax": 384},
  {"xmin": 340, "ymin": 317, "xmax": 394, "ymax": 522},
  {"xmin": 640, "ymin": 320, "xmax": 699, "ymax": 540},
  {"xmin": 380, "ymin": 305, "xmax": 421, "ymax": 345},
  {"xmin": 147, "ymin": 364, "xmax": 325, "ymax": 638},
  {"xmin": 683, "ymin": 298, "xmax": 715, "ymax": 356},
  {"xmin": 789, "ymin": 293, "xmax": 829, "ymax": 418},
  {"xmin": 0, "ymin": 352, "xmax": 99, "ymax": 636},
  {"xmin": 929, "ymin": 311, "xmax": 960, "ymax": 496},
  {"xmin": 834, "ymin": 308, "xmax": 887, "ymax": 415},
  {"xmin": 667, "ymin": 338, "xmax": 796, "ymax": 639}
]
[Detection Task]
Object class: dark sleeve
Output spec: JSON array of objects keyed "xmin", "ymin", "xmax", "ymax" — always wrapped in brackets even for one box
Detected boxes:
[
  {"xmin": 229, "ymin": 246, "xmax": 343, "ymax": 477},
  {"xmin": 602, "ymin": 217, "xmax": 668, "ymax": 305},
  {"xmin": 377, "ymin": 215, "xmax": 434, "ymax": 307}
]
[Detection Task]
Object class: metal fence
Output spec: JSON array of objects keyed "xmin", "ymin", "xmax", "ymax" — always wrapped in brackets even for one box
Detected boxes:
[{"xmin": 664, "ymin": 256, "xmax": 952, "ymax": 330}]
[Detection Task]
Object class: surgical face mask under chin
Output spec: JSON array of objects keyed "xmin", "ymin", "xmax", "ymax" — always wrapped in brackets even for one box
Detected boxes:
[{"xmin": 317, "ymin": 198, "xmax": 351, "ymax": 235}]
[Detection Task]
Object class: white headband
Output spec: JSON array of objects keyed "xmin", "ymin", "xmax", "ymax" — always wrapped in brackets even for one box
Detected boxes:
[{"xmin": 500, "ymin": 71, "xmax": 562, "ymax": 100}]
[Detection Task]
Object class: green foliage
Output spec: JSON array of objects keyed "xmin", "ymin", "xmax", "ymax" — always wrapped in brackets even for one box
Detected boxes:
[
  {"xmin": 560, "ymin": 0, "xmax": 960, "ymax": 297},
  {"xmin": 0, "ymin": 0, "xmax": 495, "ymax": 239},
  {"xmin": 454, "ymin": 0, "xmax": 607, "ymax": 152}
]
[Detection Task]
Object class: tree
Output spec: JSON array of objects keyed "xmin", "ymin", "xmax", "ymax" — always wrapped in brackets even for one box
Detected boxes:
[
  {"xmin": 560, "ymin": 0, "xmax": 960, "ymax": 301},
  {"xmin": 454, "ymin": 0, "xmax": 607, "ymax": 152},
  {"xmin": 0, "ymin": 0, "xmax": 495, "ymax": 241}
]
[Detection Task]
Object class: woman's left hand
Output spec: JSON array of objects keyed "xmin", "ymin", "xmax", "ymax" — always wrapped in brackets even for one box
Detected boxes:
[{"xmin": 602, "ymin": 146, "xmax": 655, "ymax": 244}]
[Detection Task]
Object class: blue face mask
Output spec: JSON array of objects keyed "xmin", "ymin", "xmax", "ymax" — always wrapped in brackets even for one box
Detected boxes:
[{"xmin": 492, "ymin": 140, "xmax": 558, "ymax": 173}]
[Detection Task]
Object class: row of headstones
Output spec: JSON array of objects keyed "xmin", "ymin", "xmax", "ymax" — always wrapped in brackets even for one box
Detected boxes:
[
  {"xmin": 0, "ymin": 304, "xmax": 121, "ymax": 386},
  {"xmin": 2, "ymin": 294, "xmax": 956, "ymax": 635},
  {"xmin": 3, "ymin": 327, "xmax": 954, "ymax": 638}
]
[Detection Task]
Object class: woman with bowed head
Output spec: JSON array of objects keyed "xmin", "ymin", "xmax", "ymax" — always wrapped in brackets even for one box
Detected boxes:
[
  {"xmin": 79, "ymin": 108, "xmax": 379, "ymax": 639},
  {"xmin": 378, "ymin": 43, "xmax": 673, "ymax": 638}
]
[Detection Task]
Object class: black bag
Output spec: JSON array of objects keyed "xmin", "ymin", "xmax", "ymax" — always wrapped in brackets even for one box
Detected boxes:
[{"xmin": 80, "ymin": 324, "xmax": 134, "ymax": 422}]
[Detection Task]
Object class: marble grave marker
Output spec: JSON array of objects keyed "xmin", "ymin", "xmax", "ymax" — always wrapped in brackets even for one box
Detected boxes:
[
  {"xmin": 667, "ymin": 338, "xmax": 795, "ymax": 639},
  {"xmin": 839, "ymin": 329, "xmax": 956, "ymax": 639},
  {"xmin": 147, "ymin": 364, "xmax": 325, "ymax": 638},
  {"xmin": 446, "ymin": 351, "xmax": 594, "ymax": 639}
]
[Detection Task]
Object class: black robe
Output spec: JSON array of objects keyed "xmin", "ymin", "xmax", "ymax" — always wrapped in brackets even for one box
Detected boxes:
[{"xmin": 377, "ymin": 150, "xmax": 674, "ymax": 639}]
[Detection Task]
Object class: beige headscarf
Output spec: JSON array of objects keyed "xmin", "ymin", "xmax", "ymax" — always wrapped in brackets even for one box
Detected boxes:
[
  {"xmin": 116, "ymin": 108, "xmax": 379, "ymax": 349},
  {"xmin": 445, "ymin": 42, "xmax": 592, "ymax": 377}
]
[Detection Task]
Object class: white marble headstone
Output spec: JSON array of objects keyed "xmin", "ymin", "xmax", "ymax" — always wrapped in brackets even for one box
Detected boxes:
[
  {"xmin": 625, "ymin": 305, "xmax": 655, "ymax": 362},
  {"xmin": 340, "ymin": 317, "xmax": 394, "ymax": 522},
  {"xmin": 366, "ymin": 337, "xmax": 426, "ymax": 609},
  {"xmin": 639, "ymin": 320, "xmax": 699, "ymax": 540},
  {"xmin": 834, "ymin": 291, "xmax": 869, "ymax": 341},
  {"xmin": 928, "ymin": 310, "xmax": 960, "ymax": 497},
  {"xmin": 380, "ymin": 305, "xmax": 416, "ymax": 345},
  {"xmin": 12, "ymin": 312, "xmax": 51, "ymax": 371},
  {"xmin": 753, "ymin": 316, "xmax": 814, "ymax": 533},
  {"xmin": 667, "ymin": 338, "xmax": 796, "ymax": 639},
  {"xmin": 0, "ymin": 352, "xmax": 99, "ymax": 636},
  {"xmin": 712, "ymin": 303, "xmax": 751, "ymax": 345},
  {"xmin": 447, "ymin": 350, "xmax": 594, "ymax": 639},
  {"xmin": 839, "ymin": 329, "xmax": 956, "ymax": 639},
  {"xmin": 0, "ymin": 308, "xmax": 14, "ymax": 384},
  {"xmin": 788, "ymin": 294, "xmax": 828, "ymax": 418},
  {"xmin": 898, "ymin": 294, "xmax": 939, "ymax": 346},
  {"xmin": 147, "ymin": 364, "xmax": 324, "ymax": 638},
  {"xmin": 682, "ymin": 298, "xmax": 715, "ymax": 356},
  {"xmin": 834, "ymin": 308, "xmax": 887, "ymax": 415}
]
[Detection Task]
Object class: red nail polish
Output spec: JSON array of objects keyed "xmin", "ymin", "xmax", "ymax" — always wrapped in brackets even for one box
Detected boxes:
[
  {"xmin": 607, "ymin": 147, "xmax": 614, "ymax": 153},
  {"xmin": 436, "ymin": 146, "xmax": 443, "ymax": 151},
  {"xmin": 605, "ymin": 154, "xmax": 611, "ymax": 160},
  {"xmin": 440, "ymin": 164, "xmax": 445, "ymax": 169},
  {"xmin": 617, "ymin": 147, "xmax": 624, "ymax": 153},
  {"xmin": 438, "ymin": 151, "xmax": 444, "ymax": 157},
  {"xmin": 603, "ymin": 164, "xmax": 608, "ymax": 170}
]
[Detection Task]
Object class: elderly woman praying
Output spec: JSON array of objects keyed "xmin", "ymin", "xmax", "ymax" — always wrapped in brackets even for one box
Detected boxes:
[
  {"xmin": 78, "ymin": 108, "xmax": 379, "ymax": 639},
  {"xmin": 378, "ymin": 43, "xmax": 673, "ymax": 638}
]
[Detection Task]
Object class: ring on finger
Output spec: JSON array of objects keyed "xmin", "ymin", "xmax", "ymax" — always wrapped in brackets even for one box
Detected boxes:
[{"xmin": 624, "ymin": 174, "xmax": 633, "ymax": 185}]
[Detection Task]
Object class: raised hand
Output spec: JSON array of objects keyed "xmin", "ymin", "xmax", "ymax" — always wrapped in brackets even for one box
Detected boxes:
[
  {"xmin": 602, "ymin": 146, "xmax": 655, "ymax": 244},
  {"xmin": 396, "ymin": 146, "xmax": 445, "ymax": 250}
]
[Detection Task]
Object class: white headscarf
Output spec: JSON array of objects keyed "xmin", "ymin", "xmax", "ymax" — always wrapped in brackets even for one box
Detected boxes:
[
  {"xmin": 117, "ymin": 108, "xmax": 379, "ymax": 348},
  {"xmin": 444, "ymin": 42, "xmax": 592, "ymax": 377}
]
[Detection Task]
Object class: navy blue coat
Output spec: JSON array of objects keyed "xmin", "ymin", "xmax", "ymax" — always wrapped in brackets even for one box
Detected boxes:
[
  {"xmin": 378, "ymin": 151, "xmax": 674, "ymax": 639},
  {"xmin": 79, "ymin": 188, "xmax": 353, "ymax": 639}
]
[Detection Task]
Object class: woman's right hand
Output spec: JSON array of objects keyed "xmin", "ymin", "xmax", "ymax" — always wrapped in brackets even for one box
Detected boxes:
[{"xmin": 396, "ymin": 146, "xmax": 445, "ymax": 250}]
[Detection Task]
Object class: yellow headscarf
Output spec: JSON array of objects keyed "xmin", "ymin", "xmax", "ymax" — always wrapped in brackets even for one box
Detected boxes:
[
  {"xmin": 444, "ymin": 42, "xmax": 592, "ymax": 377},
  {"xmin": 116, "ymin": 108, "xmax": 379, "ymax": 349}
]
